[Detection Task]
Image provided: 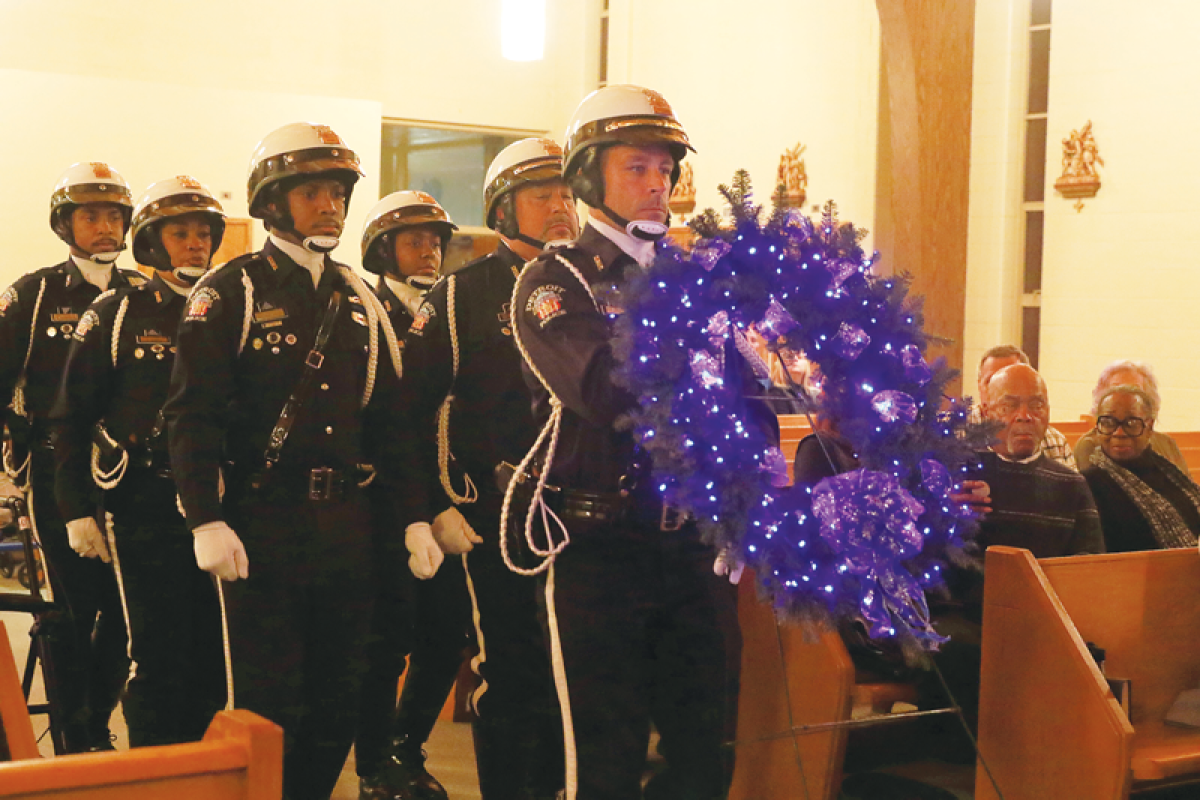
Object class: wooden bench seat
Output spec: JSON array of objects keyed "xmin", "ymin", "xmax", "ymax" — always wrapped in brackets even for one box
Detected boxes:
[
  {"xmin": 0, "ymin": 618, "xmax": 283, "ymax": 799},
  {"xmin": 977, "ymin": 546, "xmax": 1200, "ymax": 799}
]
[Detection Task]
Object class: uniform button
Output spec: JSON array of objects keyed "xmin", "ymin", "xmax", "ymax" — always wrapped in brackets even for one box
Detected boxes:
[
  {"xmin": 325, "ymin": 426, "xmax": 334, "ymax": 434},
  {"xmin": 321, "ymin": 383, "xmax": 329, "ymax": 391}
]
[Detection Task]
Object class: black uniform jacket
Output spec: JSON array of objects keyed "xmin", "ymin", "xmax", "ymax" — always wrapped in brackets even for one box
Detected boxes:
[
  {"xmin": 163, "ymin": 241, "xmax": 409, "ymax": 531},
  {"xmin": 0, "ymin": 259, "xmax": 144, "ymax": 429},
  {"xmin": 512, "ymin": 225, "xmax": 778, "ymax": 498},
  {"xmin": 398, "ymin": 242, "xmax": 537, "ymax": 525},
  {"xmin": 52, "ymin": 274, "xmax": 185, "ymax": 522},
  {"xmin": 373, "ymin": 279, "xmax": 416, "ymax": 333}
]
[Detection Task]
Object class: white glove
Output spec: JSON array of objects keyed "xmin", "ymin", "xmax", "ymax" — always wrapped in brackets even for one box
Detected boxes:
[
  {"xmin": 713, "ymin": 546, "xmax": 745, "ymax": 585},
  {"xmin": 193, "ymin": 521, "xmax": 249, "ymax": 581},
  {"xmin": 431, "ymin": 507, "xmax": 483, "ymax": 554},
  {"xmin": 406, "ymin": 522, "xmax": 444, "ymax": 580},
  {"xmin": 66, "ymin": 517, "xmax": 110, "ymax": 563}
]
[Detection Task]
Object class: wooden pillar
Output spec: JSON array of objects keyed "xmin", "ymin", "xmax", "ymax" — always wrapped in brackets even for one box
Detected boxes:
[{"xmin": 874, "ymin": 0, "xmax": 975, "ymax": 388}]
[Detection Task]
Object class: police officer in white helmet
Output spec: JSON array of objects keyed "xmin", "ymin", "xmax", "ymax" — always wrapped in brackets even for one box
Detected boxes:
[
  {"xmin": 355, "ymin": 189, "xmax": 469, "ymax": 800},
  {"xmin": 164, "ymin": 122, "xmax": 415, "ymax": 799},
  {"xmin": 511, "ymin": 86, "xmax": 750, "ymax": 798},
  {"xmin": 397, "ymin": 138, "xmax": 578, "ymax": 799},
  {"xmin": 0, "ymin": 162, "xmax": 145, "ymax": 753},
  {"xmin": 52, "ymin": 176, "xmax": 227, "ymax": 747}
]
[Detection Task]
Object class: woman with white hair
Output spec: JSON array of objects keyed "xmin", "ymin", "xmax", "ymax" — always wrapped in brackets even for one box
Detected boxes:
[
  {"xmin": 1074, "ymin": 360, "xmax": 1188, "ymax": 471},
  {"xmin": 1081, "ymin": 384, "xmax": 1200, "ymax": 552}
]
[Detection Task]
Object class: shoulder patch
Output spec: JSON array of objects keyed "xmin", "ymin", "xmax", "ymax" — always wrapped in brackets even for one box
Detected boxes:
[
  {"xmin": 408, "ymin": 302, "xmax": 435, "ymax": 337},
  {"xmin": 74, "ymin": 309, "xmax": 99, "ymax": 342},
  {"xmin": 185, "ymin": 286, "xmax": 220, "ymax": 322},
  {"xmin": 0, "ymin": 286, "xmax": 17, "ymax": 317},
  {"xmin": 526, "ymin": 284, "xmax": 567, "ymax": 327}
]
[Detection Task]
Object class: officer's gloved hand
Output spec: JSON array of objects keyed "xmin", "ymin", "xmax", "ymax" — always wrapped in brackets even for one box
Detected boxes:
[
  {"xmin": 66, "ymin": 517, "xmax": 110, "ymax": 563},
  {"xmin": 713, "ymin": 545, "xmax": 744, "ymax": 585},
  {"xmin": 432, "ymin": 507, "xmax": 483, "ymax": 554},
  {"xmin": 193, "ymin": 521, "xmax": 249, "ymax": 581},
  {"xmin": 406, "ymin": 522, "xmax": 444, "ymax": 579}
]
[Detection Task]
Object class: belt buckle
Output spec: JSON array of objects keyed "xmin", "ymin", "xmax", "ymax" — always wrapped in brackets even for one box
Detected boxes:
[
  {"xmin": 659, "ymin": 504, "xmax": 685, "ymax": 532},
  {"xmin": 308, "ymin": 467, "xmax": 340, "ymax": 501}
]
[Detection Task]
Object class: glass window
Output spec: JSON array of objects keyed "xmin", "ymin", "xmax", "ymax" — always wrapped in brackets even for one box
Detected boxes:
[
  {"xmin": 1023, "ymin": 117, "xmax": 1047, "ymax": 203},
  {"xmin": 1028, "ymin": 29, "xmax": 1051, "ymax": 115},
  {"xmin": 380, "ymin": 122, "xmax": 527, "ymax": 228}
]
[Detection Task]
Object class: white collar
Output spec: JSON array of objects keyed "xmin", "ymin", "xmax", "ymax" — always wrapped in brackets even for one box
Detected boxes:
[
  {"xmin": 990, "ymin": 446, "xmax": 1043, "ymax": 465},
  {"xmin": 270, "ymin": 233, "xmax": 326, "ymax": 286},
  {"xmin": 590, "ymin": 217, "xmax": 657, "ymax": 268},
  {"xmin": 70, "ymin": 254, "xmax": 114, "ymax": 290},
  {"xmin": 384, "ymin": 276, "xmax": 426, "ymax": 317},
  {"xmin": 161, "ymin": 276, "xmax": 191, "ymax": 296}
]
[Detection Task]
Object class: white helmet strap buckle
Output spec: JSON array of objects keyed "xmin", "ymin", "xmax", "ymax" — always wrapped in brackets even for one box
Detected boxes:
[{"xmin": 303, "ymin": 235, "xmax": 339, "ymax": 254}]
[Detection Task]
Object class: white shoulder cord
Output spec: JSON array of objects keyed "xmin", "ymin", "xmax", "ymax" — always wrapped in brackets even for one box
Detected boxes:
[
  {"xmin": 502, "ymin": 254, "xmax": 600, "ymax": 800},
  {"xmin": 499, "ymin": 254, "xmax": 599, "ymax": 578},
  {"xmin": 91, "ymin": 292, "xmax": 131, "ymax": 490},
  {"xmin": 437, "ymin": 275, "xmax": 478, "ymax": 505},
  {"xmin": 11, "ymin": 277, "xmax": 47, "ymax": 420},
  {"xmin": 4, "ymin": 278, "xmax": 47, "ymax": 484},
  {"xmin": 337, "ymin": 266, "xmax": 403, "ymax": 407}
]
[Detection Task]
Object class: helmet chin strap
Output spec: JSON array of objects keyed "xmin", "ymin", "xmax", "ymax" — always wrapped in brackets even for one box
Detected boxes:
[
  {"xmin": 303, "ymin": 235, "xmax": 340, "ymax": 254},
  {"xmin": 84, "ymin": 242, "xmax": 126, "ymax": 265},
  {"xmin": 513, "ymin": 232, "xmax": 548, "ymax": 251},
  {"xmin": 598, "ymin": 203, "xmax": 670, "ymax": 241},
  {"xmin": 173, "ymin": 265, "xmax": 208, "ymax": 284},
  {"xmin": 405, "ymin": 274, "xmax": 438, "ymax": 290}
]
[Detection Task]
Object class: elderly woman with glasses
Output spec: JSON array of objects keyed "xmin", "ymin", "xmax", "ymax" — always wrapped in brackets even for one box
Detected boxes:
[{"xmin": 1081, "ymin": 384, "xmax": 1200, "ymax": 552}]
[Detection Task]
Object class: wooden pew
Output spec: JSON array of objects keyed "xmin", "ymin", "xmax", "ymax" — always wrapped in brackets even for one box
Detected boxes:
[
  {"xmin": 776, "ymin": 414, "xmax": 812, "ymax": 486},
  {"xmin": 976, "ymin": 546, "xmax": 1200, "ymax": 799},
  {"xmin": 0, "ymin": 621, "xmax": 283, "ymax": 799},
  {"xmin": 0, "ymin": 621, "xmax": 38, "ymax": 762},
  {"xmin": 729, "ymin": 571, "xmax": 853, "ymax": 800}
]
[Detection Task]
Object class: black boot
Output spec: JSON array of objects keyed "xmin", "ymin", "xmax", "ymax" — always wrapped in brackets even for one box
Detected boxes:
[{"xmin": 369, "ymin": 736, "xmax": 448, "ymax": 800}]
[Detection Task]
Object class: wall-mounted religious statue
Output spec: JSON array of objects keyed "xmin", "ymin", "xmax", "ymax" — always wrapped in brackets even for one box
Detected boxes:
[
  {"xmin": 775, "ymin": 142, "xmax": 808, "ymax": 209},
  {"xmin": 1054, "ymin": 120, "xmax": 1103, "ymax": 210},
  {"xmin": 669, "ymin": 161, "xmax": 696, "ymax": 218}
]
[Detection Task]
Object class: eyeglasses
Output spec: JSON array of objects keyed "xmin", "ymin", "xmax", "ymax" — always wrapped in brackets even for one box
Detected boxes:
[{"xmin": 1096, "ymin": 416, "xmax": 1147, "ymax": 436}]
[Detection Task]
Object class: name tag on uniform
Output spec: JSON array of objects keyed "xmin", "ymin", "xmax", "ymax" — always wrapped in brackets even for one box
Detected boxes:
[
  {"xmin": 136, "ymin": 329, "xmax": 171, "ymax": 345},
  {"xmin": 253, "ymin": 304, "xmax": 288, "ymax": 326},
  {"xmin": 50, "ymin": 309, "xmax": 80, "ymax": 323}
]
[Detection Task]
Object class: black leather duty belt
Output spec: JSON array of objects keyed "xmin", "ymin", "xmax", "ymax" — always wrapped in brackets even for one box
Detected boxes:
[
  {"xmin": 249, "ymin": 466, "xmax": 373, "ymax": 503},
  {"xmin": 557, "ymin": 489, "xmax": 687, "ymax": 532}
]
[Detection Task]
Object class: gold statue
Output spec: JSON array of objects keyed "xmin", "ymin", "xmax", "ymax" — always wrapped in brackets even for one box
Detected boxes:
[
  {"xmin": 1055, "ymin": 120, "xmax": 1103, "ymax": 209},
  {"xmin": 669, "ymin": 161, "xmax": 696, "ymax": 217},
  {"xmin": 775, "ymin": 143, "xmax": 808, "ymax": 209}
]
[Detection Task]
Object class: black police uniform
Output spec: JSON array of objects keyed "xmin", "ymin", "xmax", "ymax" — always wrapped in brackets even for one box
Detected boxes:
[
  {"xmin": 513, "ymin": 225, "xmax": 747, "ymax": 799},
  {"xmin": 0, "ymin": 258, "xmax": 139, "ymax": 753},
  {"xmin": 164, "ymin": 240, "xmax": 410, "ymax": 800},
  {"xmin": 353, "ymin": 277, "xmax": 472, "ymax": 785},
  {"xmin": 51, "ymin": 274, "xmax": 224, "ymax": 747},
  {"xmin": 401, "ymin": 242, "xmax": 564, "ymax": 799}
]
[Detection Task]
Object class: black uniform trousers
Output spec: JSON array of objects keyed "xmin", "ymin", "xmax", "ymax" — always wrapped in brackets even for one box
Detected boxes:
[
  {"xmin": 548, "ymin": 517, "xmax": 741, "ymax": 800},
  {"xmin": 29, "ymin": 442, "xmax": 128, "ymax": 752},
  {"xmin": 463, "ymin": 493, "xmax": 565, "ymax": 799},
  {"xmin": 224, "ymin": 487, "xmax": 376, "ymax": 800},
  {"xmin": 355, "ymin": 531, "xmax": 471, "ymax": 777},
  {"xmin": 105, "ymin": 467, "xmax": 224, "ymax": 747}
]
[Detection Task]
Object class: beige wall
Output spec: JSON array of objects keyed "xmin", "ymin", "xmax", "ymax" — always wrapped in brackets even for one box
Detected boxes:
[
  {"xmin": 605, "ymin": 0, "xmax": 880, "ymax": 235},
  {"xmin": 968, "ymin": 0, "xmax": 1200, "ymax": 429},
  {"xmin": 0, "ymin": 0, "xmax": 594, "ymax": 278}
]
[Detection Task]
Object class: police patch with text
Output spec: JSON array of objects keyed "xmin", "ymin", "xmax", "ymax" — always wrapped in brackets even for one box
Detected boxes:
[
  {"xmin": 526, "ymin": 284, "xmax": 567, "ymax": 327},
  {"xmin": 186, "ymin": 287, "xmax": 220, "ymax": 322},
  {"xmin": 407, "ymin": 302, "xmax": 435, "ymax": 337}
]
